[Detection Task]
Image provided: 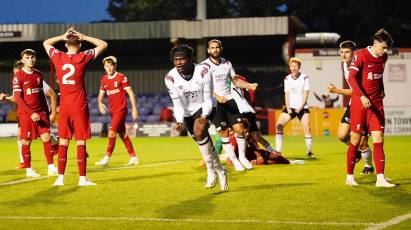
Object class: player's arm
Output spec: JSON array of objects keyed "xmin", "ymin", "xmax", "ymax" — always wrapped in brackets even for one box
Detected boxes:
[
  {"xmin": 125, "ymin": 87, "xmax": 139, "ymax": 121},
  {"xmin": 232, "ymin": 76, "xmax": 258, "ymax": 91},
  {"xmin": 165, "ymin": 76, "xmax": 185, "ymax": 132},
  {"xmin": 97, "ymin": 91, "xmax": 107, "ymax": 115},
  {"xmin": 45, "ymin": 87, "xmax": 57, "ymax": 123},
  {"xmin": 347, "ymin": 54, "xmax": 370, "ymax": 108},
  {"xmin": 0, "ymin": 93, "xmax": 16, "ymax": 103},
  {"xmin": 297, "ymin": 90, "xmax": 309, "ymax": 113},
  {"xmin": 43, "ymin": 27, "xmax": 74, "ymax": 54},
  {"xmin": 284, "ymin": 91, "xmax": 291, "ymax": 113},
  {"xmin": 71, "ymin": 29, "xmax": 108, "ymax": 58},
  {"xmin": 328, "ymin": 83, "xmax": 352, "ymax": 96},
  {"xmin": 201, "ymin": 69, "xmax": 213, "ymax": 120},
  {"xmin": 13, "ymin": 82, "xmax": 37, "ymax": 120}
]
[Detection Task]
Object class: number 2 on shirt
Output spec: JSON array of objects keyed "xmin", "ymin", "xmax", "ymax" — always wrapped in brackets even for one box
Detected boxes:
[{"xmin": 62, "ymin": 64, "xmax": 75, "ymax": 85}]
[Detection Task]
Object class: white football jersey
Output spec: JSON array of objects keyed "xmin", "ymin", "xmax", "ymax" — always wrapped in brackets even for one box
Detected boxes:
[
  {"xmin": 231, "ymin": 83, "xmax": 255, "ymax": 114},
  {"xmin": 165, "ymin": 64, "xmax": 213, "ymax": 123},
  {"xmin": 202, "ymin": 57, "xmax": 235, "ymax": 100},
  {"xmin": 284, "ymin": 72, "xmax": 310, "ymax": 109}
]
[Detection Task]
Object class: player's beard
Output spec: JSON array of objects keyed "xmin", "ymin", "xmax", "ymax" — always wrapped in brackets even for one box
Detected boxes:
[{"xmin": 210, "ymin": 52, "xmax": 220, "ymax": 59}]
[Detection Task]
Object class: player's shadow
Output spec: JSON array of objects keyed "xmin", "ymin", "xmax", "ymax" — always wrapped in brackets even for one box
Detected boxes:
[
  {"xmin": 103, "ymin": 171, "xmax": 190, "ymax": 183},
  {"xmin": 156, "ymin": 193, "xmax": 222, "ymax": 219},
  {"xmin": 359, "ymin": 178, "xmax": 411, "ymax": 209},
  {"xmin": 0, "ymin": 186, "xmax": 80, "ymax": 207},
  {"xmin": 0, "ymin": 169, "xmax": 24, "ymax": 176}
]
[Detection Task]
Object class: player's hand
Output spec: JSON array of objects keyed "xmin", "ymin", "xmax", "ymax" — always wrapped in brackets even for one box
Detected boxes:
[
  {"xmin": 216, "ymin": 95, "xmax": 228, "ymax": 103},
  {"xmin": 381, "ymin": 91, "xmax": 385, "ymax": 99},
  {"xmin": 132, "ymin": 109, "xmax": 139, "ymax": 121},
  {"xmin": 286, "ymin": 108, "xmax": 292, "ymax": 114},
  {"xmin": 360, "ymin": 96, "xmax": 371, "ymax": 108},
  {"xmin": 31, "ymin": 113, "xmax": 40, "ymax": 122},
  {"xmin": 98, "ymin": 103, "xmax": 107, "ymax": 115},
  {"xmin": 71, "ymin": 29, "xmax": 85, "ymax": 41},
  {"xmin": 63, "ymin": 27, "xmax": 75, "ymax": 40},
  {"xmin": 176, "ymin": 122, "xmax": 186, "ymax": 133},
  {"xmin": 49, "ymin": 111, "xmax": 56, "ymax": 123},
  {"xmin": 328, "ymin": 83, "xmax": 336, "ymax": 93},
  {"xmin": 256, "ymin": 155, "xmax": 265, "ymax": 165},
  {"xmin": 198, "ymin": 115, "xmax": 208, "ymax": 124},
  {"xmin": 0, "ymin": 93, "xmax": 6, "ymax": 101},
  {"xmin": 249, "ymin": 83, "xmax": 258, "ymax": 91}
]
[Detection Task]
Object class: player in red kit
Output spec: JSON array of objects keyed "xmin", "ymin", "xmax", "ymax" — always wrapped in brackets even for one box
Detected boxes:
[
  {"xmin": 95, "ymin": 56, "xmax": 139, "ymax": 166},
  {"xmin": 43, "ymin": 28, "xmax": 108, "ymax": 186},
  {"xmin": 345, "ymin": 29, "xmax": 395, "ymax": 187},
  {"xmin": 12, "ymin": 49, "xmax": 57, "ymax": 177}
]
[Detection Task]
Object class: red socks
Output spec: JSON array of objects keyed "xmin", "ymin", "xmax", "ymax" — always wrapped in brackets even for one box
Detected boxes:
[
  {"xmin": 77, "ymin": 145, "xmax": 87, "ymax": 176},
  {"xmin": 121, "ymin": 136, "xmax": 136, "ymax": 157},
  {"xmin": 346, "ymin": 143, "xmax": 357, "ymax": 174},
  {"xmin": 373, "ymin": 142, "xmax": 385, "ymax": 174},
  {"xmin": 43, "ymin": 140, "xmax": 54, "ymax": 165},
  {"xmin": 22, "ymin": 144, "xmax": 31, "ymax": 168}
]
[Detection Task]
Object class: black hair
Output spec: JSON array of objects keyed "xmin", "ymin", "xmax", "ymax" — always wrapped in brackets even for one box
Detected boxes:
[{"xmin": 170, "ymin": 44, "xmax": 194, "ymax": 61}]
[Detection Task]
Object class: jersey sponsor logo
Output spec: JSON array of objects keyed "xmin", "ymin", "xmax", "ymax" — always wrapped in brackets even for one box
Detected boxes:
[
  {"xmin": 367, "ymin": 72, "xmax": 383, "ymax": 80},
  {"xmin": 107, "ymin": 88, "xmax": 120, "ymax": 95},
  {"xmin": 26, "ymin": 88, "xmax": 41, "ymax": 95},
  {"xmin": 183, "ymin": 90, "xmax": 200, "ymax": 99},
  {"xmin": 85, "ymin": 49, "xmax": 94, "ymax": 55},
  {"xmin": 122, "ymin": 77, "xmax": 128, "ymax": 83}
]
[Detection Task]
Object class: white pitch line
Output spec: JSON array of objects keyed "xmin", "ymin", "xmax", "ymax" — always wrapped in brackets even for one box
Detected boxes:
[
  {"xmin": 90, "ymin": 160, "xmax": 189, "ymax": 172},
  {"xmin": 0, "ymin": 176, "xmax": 49, "ymax": 186},
  {"xmin": 0, "ymin": 216, "xmax": 378, "ymax": 226},
  {"xmin": 365, "ymin": 212, "xmax": 411, "ymax": 230}
]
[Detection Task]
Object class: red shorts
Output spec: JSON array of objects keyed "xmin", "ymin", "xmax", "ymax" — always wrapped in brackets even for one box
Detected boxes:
[
  {"xmin": 18, "ymin": 112, "xmax": 50, "ymax": 140},
  {"xmin": 109, "ymin": 110, "xmax": 127, "ymax": 133},
  {"xmin": 350, "ymin": 97, "xmax": 385, "ymax": 134},
  {"xmin": 58, "ymin": 104, "xmax": 91, "ymax": 140}
]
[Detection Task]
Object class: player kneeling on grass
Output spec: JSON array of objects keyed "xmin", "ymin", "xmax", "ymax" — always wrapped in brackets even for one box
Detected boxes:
[
  {"xmin": 165, "ymin": 45, "xmax": 228, "ymax": 191},
  {"xmin": 12, "ymin": 49, "xmax": 58, "ymax": 177},
  {"xmin": 95, "ymin": 56, "xmax": 139, "ymax": 166}
]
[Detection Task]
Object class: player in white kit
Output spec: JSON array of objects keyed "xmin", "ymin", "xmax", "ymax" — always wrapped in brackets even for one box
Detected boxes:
[
  {"xmin": 165, "ymin": 45, "xmax": 228, "ymax": 191},
  {"xmin": 202, "ymin": 39, "xmax": 258, "ymax": 171},
  {"xmin": 275, "ymin": 57, "xmax": 315, "ymax": 158}
]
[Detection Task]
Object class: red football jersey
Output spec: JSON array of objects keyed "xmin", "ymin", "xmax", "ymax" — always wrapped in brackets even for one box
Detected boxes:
[
  {"xmin": 348, "ymin": 47, "xmax": 387, "ymax": 102},
  {"xmin": 99, "ymin": 72, "xmax": 131, "ymax": 113},
  {"xmin": 48, "ymin": 47, "xmax": 96, "ymax": 106},
  {"xmin": 12, "ymin": 68, "xmax": 48, "ymax": 115}
]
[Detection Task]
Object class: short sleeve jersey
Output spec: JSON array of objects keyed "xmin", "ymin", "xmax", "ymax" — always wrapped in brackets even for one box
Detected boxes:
[
  {"xmin": 231, "ymin": 83, "xmax": 255, "ymax": 114},
  {"xmin": 349, "ymin": 47, "xmax": 387, "ymax": 102},
  {"xmin": 100, "ymin": 72, "xmax": 131, "ymax": 113},
  {"xmin": 284, "ymin": 72, "xmax": 310, "ymax": 109},
  {"xmin": 48, "ymin": 47, "xmax": 96, "ymax": 106},
  {"xmin": 164, "ymin": 64, "xmax": 213, "ymax": 120},
  {"xmin": 202, "ymin": 57, "xmax": 235, "ymax": 100},
  {"xmin": 12, "ymin": 68, "xmax": 48, "ymax": 115}
]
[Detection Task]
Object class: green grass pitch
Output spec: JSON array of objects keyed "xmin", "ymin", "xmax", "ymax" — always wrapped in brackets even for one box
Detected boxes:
[{"xmin": 0, "ymin": 136, "xmax": 410, "ymax": 229}]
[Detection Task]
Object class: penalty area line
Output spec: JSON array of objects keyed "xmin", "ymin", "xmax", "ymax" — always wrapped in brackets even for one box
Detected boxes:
[
  {"xmin": 0, "ymin": 176, "xmax": 49, "ymax": 186},
  {"xmin": 0, "ymin": 216, "xmax": 377, "ymax": 226},
  {"xmin": 365, "ymin": 212, "xmax": 411, "ymax": 230}
]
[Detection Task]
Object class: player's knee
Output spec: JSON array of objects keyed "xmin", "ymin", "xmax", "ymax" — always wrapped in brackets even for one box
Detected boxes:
[
  {"xmin": 108, "ymin": 130, "xmax": 116, "ymax": 138},
  {"xmin": 219, "ymin": 129, "xmax": 229, "ymax": 137}
]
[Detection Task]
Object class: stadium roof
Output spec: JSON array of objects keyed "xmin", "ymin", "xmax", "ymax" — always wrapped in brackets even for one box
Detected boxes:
[{"xmin": 0, "ymin": 16, "xmax": 306, "ymax": 42}]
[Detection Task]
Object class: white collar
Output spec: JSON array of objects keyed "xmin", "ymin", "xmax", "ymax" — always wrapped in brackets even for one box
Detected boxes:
[
  {"xmin": 108, "ymin": 72, "xmax": 118, "ymax": 79},
  {"xmin": 22, "ymin": 67, "xmax": 33, "ymax": 74}
]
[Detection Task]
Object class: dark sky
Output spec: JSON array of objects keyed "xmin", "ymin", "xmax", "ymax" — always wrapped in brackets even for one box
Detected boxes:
[{"xmin": 0, "ymin": 0, "xmax": 113, "ymax": 24}]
